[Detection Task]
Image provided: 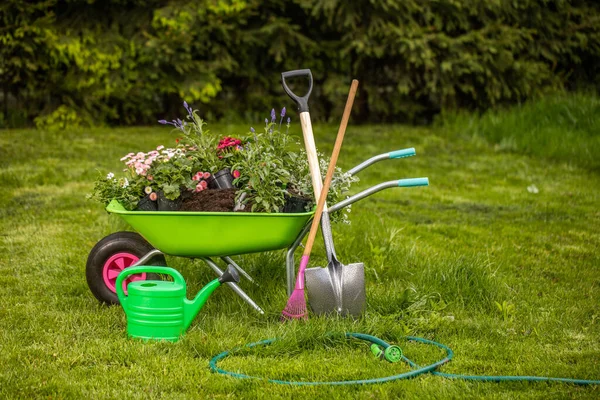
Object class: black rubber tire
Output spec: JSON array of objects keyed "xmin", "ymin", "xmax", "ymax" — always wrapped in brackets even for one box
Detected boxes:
[{"xmin": 86, "ymin": 231, "xmax": 167, "ymax": 305}]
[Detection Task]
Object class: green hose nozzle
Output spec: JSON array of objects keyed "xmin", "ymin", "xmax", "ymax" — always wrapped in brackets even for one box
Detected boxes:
[{"xmin": 371, "ymin": 344, "xmax": 403, "ymax": 363}]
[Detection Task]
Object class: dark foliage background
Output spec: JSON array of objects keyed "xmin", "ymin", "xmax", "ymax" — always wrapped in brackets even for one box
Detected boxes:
[{"xmin": 1, "ymin": 0, "xmax": 599, "ymax": 128}]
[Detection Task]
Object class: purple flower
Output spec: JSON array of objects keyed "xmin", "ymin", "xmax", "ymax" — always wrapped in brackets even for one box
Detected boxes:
[
  {"xmin": 265, "ymin": 118, "xmax": 268, "ymax": 125},
  {"xmin": 271, "ymin": 108, "xmax": 276, "ymax": 122},
  {"xmin": 183, "ymin": 101, "xmax": 194, "ymax": 119},
  {"xmin": 279, "ymin": 107, "xmax": 287, "ymax": 128},
  {"xmin": 169, "ymin": 119, "xmax": 185, "ymax": 132},
  {"xmin": 250, "ymin": 127, "xmax": 255, "ymax": 133},
  {"xmin": 158, "ymin": 120, "xmax": 168, "ymax": 124},
  {"xmin": 287, "ymin": 117, "xmax": 290, "ymax": 124}
]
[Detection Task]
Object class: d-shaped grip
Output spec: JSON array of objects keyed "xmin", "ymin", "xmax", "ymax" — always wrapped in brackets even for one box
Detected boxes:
[{"xmin": 281, "ymin": 69, "xmax": 313, "ymax": 113}]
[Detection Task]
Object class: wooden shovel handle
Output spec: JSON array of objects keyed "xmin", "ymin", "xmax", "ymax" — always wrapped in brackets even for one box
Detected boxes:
[{"xmin": 303, "ymin": 80, "xmax": 359, "ymax": 257}]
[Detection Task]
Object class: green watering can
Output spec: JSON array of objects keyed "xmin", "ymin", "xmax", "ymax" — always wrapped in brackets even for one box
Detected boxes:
[{"xmin": 116, "ymin": 265, "xmax": 239, "ymax": 342}]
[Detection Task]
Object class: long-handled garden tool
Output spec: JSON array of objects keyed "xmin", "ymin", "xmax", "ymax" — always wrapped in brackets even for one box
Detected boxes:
[
  {"xmin": 304, "ymin": 85, "xmax": 365, "ymax": 316},
  {"xmin": 281, "ymin": 71, "xmax": 359, "ymax": 319}
]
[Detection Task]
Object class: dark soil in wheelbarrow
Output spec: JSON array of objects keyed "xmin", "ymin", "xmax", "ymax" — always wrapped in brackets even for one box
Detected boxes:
[{"xmin": 180, "ymin": 189, "xmax": 237, "ymax": 212}]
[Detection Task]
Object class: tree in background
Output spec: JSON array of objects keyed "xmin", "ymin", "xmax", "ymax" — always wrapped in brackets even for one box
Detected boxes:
[{"xmin": 1, "ymin": 0, "xmax": 599, "ymax": 128}]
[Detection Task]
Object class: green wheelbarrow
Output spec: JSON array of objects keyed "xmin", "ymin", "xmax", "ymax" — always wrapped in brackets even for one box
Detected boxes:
[{"xmin": 85, "ymin": 149, "xmax": 428, "ymax": 314}]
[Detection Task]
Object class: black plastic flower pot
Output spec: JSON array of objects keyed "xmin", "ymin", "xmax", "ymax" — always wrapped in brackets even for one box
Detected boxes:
[
  {"xmin": 207, "ymin": 168, "xmax": 234, "ymax": 189},
  {"xmin": 282, "ymin": 194, "xmax": 312, "ymax": 213},
  {"xmin": 136, "ymin": 194, "xmax": 158, "ymax": 211},
  {"xmin": 156, "ymin": 191, "xmax": 182, "ymax": 211}
]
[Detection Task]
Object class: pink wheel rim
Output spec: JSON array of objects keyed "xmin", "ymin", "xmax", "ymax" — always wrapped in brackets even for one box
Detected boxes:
[{"xmin": 102, "ymin": 252, "xmax": 147, "ymax": 294}]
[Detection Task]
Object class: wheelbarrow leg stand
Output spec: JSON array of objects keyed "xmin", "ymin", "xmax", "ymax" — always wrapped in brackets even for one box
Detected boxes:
[
  {"xmin": 220, "ymin": 256, "xmax": 256, "ymax": 285},
  {"xmin": 199, "ymin": 257, "xmax": 265, "ymax": 315},
  {"xmin": 131, "ymin": 249, "xmax": 164, "ymax": 267}
]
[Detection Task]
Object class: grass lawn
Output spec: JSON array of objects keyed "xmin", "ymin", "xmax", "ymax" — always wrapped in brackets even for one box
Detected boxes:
[{"xmin": 1, "ymin": 99, "xmax": 599, "ymax": 398}]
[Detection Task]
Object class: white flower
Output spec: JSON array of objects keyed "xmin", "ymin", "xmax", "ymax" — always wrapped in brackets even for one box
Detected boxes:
[
  {"xmin": 527, "ymin": 184, "xmax": 539, "ymax": 194},
  {"xmin": 106, "ymin": 172, "xmax": 115, "ymax": 180},
  {"xmin": 122, "ymin": 178, "xmax": 129, "ymax": 188}
]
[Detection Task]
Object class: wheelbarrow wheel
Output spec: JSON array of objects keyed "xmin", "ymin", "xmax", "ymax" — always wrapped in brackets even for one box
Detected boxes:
[{"xmin": 86, "ymin": 231, "xmax": 167, "ymax": 305}]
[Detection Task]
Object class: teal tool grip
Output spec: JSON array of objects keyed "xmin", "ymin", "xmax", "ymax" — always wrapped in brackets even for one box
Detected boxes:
[
  {"xmin": 398, "ymin": 177, "xmax": 429, "ymax": 187},
  {"xmin": 389, "ymin": 148, "xmax": 416, "ymax": 159}
]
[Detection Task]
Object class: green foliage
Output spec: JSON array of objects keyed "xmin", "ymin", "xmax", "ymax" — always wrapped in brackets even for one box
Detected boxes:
[
  {"xmin": 495, "ymin": 300, "xmax": 516, "ymax": 323},
  {"xmin": 233, "ymin": 118, "xmax": 299, "ymax": 213},
  {"xmin": 289, "ymin": 150, "xmax": 359, "ymax": 222},
  {"xmin": 90, "ymin": 106, "xmax": 359, "ymax": 212},
  {"xmin": 1, "ymin": 0, "xmax": 599, "ymax": 127},
  {"xmin": 88, "ymin": 171, "xmax": 144, "ymax": 211}
]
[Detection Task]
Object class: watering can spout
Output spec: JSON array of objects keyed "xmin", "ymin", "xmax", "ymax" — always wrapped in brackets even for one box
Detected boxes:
[{"xmin": 183, "ymin": 266, "xmax": 239, "ymax": 331}]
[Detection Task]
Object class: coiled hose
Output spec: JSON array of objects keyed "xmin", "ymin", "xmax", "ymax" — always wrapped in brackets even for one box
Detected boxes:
[{"xmin": 209, "ymin": 333, "xmax": 600, "ymax": 386}]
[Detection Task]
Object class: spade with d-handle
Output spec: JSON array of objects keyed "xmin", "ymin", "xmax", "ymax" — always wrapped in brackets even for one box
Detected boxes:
[{"xmin": 281, "ymin": 70, "xmax": 365, "ymax": 316}]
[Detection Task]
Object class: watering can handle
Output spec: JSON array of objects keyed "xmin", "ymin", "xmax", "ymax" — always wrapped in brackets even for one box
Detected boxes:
[
  {"xmin": 115, "ymin": 266, "xmax": 185, "ymax": 306},
  {"xmin": 281, "ymin": 69, "xmax": 313, "ymax": 113}
]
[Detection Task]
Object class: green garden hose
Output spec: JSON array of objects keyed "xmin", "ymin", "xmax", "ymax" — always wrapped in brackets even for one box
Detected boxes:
[{"xmin": 209, "ymin": 333, "xmax": 600, "ymax": 386}]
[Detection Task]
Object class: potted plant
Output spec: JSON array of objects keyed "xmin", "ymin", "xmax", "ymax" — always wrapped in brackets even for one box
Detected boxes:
[{"xmin": 89, "ymin": 102, "xmax": 358, "ymax": 221}]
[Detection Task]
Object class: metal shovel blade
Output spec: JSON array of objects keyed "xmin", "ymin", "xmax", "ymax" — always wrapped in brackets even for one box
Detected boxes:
[{"xmin": 305, "ymin": 259, "xmax": 365, "ymax": 317}]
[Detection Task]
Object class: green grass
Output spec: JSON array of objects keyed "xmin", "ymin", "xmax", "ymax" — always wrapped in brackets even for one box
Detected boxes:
[
  {"xmin": 1, "ymin": 96, "xmax": 599, "ymax": 398},
  {"xmin": 442, "ymin": 91, "xmax": 600, "ymax": 171}
]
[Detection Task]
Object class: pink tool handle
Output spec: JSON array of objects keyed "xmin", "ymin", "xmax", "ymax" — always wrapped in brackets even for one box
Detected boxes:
[{"xmin": 294, "ymin": 255, "xmax": 310, "ymax": 290}]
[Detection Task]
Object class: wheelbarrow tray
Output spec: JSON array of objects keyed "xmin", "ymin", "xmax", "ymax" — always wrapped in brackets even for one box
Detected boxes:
[{"xmin": 106, "ymin": 200, "xmax": 313, "ymax": 257}]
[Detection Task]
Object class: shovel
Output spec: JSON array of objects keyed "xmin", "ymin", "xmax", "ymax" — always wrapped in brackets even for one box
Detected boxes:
[
  {"xmin": 306, "ymin": 209, "xmax": 365, "ymax": 316},
  {"xmin": 281, "ymin": 70, "xmax": 365, "ymax": 316}
]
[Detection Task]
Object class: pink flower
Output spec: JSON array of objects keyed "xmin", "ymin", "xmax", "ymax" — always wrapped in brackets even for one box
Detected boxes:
[
  {"xmin": 217, "ymin": 136, "xmax": 242, "ymax": 153},
  {"xmin": 136, "ymin": 152, "xmax": 145, "ymax": 159},
  {"xmin": 195, "ymin": 182, "xmax": 205, "ymax": 192},
  {"xmin": 149, "ymin": 192, "xmax": 158, "ymax": 201},
  {"xmin": 203, "ymin": 172, "xmax": 211, "ymax": 179},
  {"xmin": 157, "ymin": 145, "xmax": 164, "ymax": 151},
  {"xmin": 144, "ymin": 158, "xmax": 153, "ymax": 165},
  {"xmin": 200, "ymin": 180, "xmax": 208, "ymax": 189},
  {"xmin": 147, "ymin": 175, "xmax": 154, "ymax": 181},
  {"xmin": 232, "ymin": 170, "xmax": 240, "ymax": 179}
]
